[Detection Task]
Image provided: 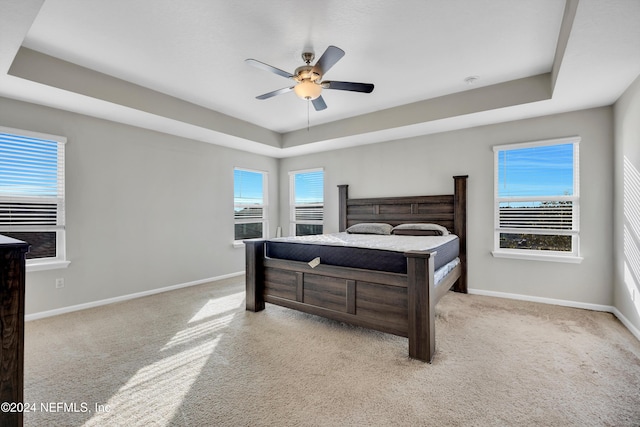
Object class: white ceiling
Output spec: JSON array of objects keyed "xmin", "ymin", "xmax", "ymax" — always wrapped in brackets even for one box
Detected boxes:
[{"xmin": 1, "ymin": 0, "xmax": 639, "ymax": 157}]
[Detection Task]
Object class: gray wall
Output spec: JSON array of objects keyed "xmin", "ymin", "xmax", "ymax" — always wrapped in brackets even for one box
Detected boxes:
[
  {"xmin": 0, "ymin": 95, "xmax": 624, "ymax": 322},
  {"xmin": 614, "ymin": 74, "xmax": 640, "ymax": 335},
  {"xmin": 0, "ymin": 97, "xmax": 278, "ymax": 315},
  {"xmin": 279, "ymin": 107, "xmax": 614, "ymax": 307}
]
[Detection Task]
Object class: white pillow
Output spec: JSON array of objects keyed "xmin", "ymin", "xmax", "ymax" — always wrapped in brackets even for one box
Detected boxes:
[{"xmin": 346, "ymin": 223, "xmax": 393, "ymax": 235}]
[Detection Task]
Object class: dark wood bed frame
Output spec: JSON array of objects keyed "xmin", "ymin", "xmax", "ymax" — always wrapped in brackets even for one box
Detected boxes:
[{"xmin": 245, "ymin": 175, "xmax": 467, "ymax": 362}]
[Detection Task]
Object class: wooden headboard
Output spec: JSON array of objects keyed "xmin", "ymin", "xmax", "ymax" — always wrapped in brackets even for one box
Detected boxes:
[{"xmin": 338, "ymin": 175, "xmax": 468, "ymax": 292}]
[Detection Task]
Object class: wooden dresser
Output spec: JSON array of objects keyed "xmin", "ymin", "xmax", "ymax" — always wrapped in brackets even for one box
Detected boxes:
[{"xmin": 0, "ymin": 235, "xmax": 29, "ymax": 426}]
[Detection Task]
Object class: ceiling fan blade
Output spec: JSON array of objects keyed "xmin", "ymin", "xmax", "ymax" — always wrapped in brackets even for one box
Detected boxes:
[
  {"xmin": 256, "ymin": 86, "xmax": 295, "ymax": 100},
  {"xmin": 323, "ymin": 81, "xmax": 374, "ymax": 93},
  {"xmin": 245, "ymin": 59, "xmax": 293, "ymax": 79},
  {"xmin": 311, "ymin": 45, "xmax": 345, "ymax": 76},
  {"xmin": 312, "ymin": 96, "xmax": 327, "ymax": 111}
]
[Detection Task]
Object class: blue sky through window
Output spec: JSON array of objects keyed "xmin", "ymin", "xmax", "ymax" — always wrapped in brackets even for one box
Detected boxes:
[
  {"xmin": 0, "ymin": 132, "xmax": 59, "ymax": 197},
  {"xmin": 294, "ymin": 170, "xmax": 323, "ymax": 204},
  {"xmin": 234, "ymin": 169, "xmax": 263, "ymax": 205},
  {"xmin": 498, "ymin": 143, "xmax": 574, "ymax": 198}
]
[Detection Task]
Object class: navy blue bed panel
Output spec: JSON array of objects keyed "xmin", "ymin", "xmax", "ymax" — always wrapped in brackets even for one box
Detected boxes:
[{"xmin": 265, "ymin": 237, "xmax": 459, "ymax": 274}]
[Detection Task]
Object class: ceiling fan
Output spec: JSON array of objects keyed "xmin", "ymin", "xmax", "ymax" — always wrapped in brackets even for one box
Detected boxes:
[{"xmin": 245, "ymin": 45, "xmax": 374, "ymax": 111}]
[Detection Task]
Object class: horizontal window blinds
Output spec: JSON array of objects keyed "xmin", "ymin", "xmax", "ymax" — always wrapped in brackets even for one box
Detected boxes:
[
  {"xmin": 290, "ymin": 169, "xmax": 324, "ymax": 236},
  {"xmin": 0, "ymin": 131, "xmax": 65, "ymax": 230},
  {"xmin": 496, "ymin": 142, "xmax": 578, "ymax": 235},
  {"xmin": 294, "ymin": 170, "xmax": 323, "ymax": 204},
  {"xmin": 498, "ymin": 201, "xmax": 574, "ymax": 232},
  {"xmin": 293, "ymin": 170, "xmax": 323, "ymax": 221},
  {"xmin": 234, "ymin": 169, "xmax": 265, "ymax": 220},
  {"xmin": 234, "ymin": 168, "xmax": 266, "ymax": 241},
  {"xmin": 494, "ymin": 138, "xmax": 580, "ymax": 256}
]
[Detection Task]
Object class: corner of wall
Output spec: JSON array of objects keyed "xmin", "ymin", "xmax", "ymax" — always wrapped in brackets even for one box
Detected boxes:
[{"xmin": 613, "ymin": 73, "xmax": 640, "ymax": 335}]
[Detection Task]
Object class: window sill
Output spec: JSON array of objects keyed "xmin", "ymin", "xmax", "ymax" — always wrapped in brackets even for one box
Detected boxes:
[
  {"xmin": 492, "ymin": 250, "xmax": 583, "ymax": 264},
  {"xmin": 27, "ymin": 260, "xmax": 70, "ymax": 272},
  {"xmin": 234, "ymin": 238, "xmax": 269, "ymax": 248}
]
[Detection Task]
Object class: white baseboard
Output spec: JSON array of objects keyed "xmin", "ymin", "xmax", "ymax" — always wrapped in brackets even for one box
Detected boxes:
[
  {"xmin": 611, "ymin": 307, "xmax": 640, "ymax": 342},
  {"xmin": 25, "ymin": 271, "xmax": 245, "ymax": 322},
  {"xmin": 468, "ymin": 288, "xmax": 640, "ymax": 342},
  {"xmin": 468, "ymin": 288, "xmax": 614, "ymax": 312},
  {"xmin": 26, "ymin": 278, "xmax": 640, "ymax": 343}
]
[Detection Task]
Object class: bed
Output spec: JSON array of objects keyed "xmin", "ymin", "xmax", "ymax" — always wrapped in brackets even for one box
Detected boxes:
[{"xmin": 244, "ymin": 175, "xmax": 468, "ymax": 362}]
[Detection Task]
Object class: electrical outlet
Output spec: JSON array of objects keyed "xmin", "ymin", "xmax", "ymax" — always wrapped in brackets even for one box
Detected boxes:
[{"xmin": 55, "ymin": 278, "xmax": 64, "ymax": 289}]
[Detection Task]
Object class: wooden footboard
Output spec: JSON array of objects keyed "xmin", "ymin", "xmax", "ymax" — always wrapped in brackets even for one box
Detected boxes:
[{"xmin": 245, "ymin": 240, "xmax": 461, "ymax": 362}]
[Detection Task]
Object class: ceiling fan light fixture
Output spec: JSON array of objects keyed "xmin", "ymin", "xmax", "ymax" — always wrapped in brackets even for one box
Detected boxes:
[{"xmin": 294, "ymin": 80, "xmax": 322, "ymax": 100}]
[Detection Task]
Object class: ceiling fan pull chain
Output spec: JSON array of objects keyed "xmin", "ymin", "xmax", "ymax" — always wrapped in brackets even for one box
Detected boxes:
[{"xmin": 307, "ymin": 100, "xmax": 310, "ymax": 131}]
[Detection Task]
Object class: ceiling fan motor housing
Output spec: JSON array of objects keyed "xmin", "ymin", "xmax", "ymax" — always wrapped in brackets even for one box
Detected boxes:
[{"xmin": 294, "ymin": 66, "xmax": 321, "ymax": 83}]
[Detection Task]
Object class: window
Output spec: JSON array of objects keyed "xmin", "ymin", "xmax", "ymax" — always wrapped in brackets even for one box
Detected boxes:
[
  {"xmin": 290, "ymin": 169, "xmax": 324, "ymax": 236},
  {"xmin": 0, "ymin": 126, "xmax": 68, "ymax": 270},
  {"xmin": 234, "ymin": 168, "xmax": 267, "ymax": 242},
  {"xmin": 493, "ymin": 137, "xmax": 581, "ymax": 262}
]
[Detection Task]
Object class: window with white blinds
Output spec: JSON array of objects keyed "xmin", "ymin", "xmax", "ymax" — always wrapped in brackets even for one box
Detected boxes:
[
  {"xmin": 290, "ymin": 169, "xmax": 324, "ymax": 236},
  {"xmin": 0, "ymin": 126, "xmax": 67, "ymax": 265},
  {"xmin": 234, "ymin": 168, "xmax": 267, "ymax": 241},
  {"xmin": 493, "ymin": 137, "xmax": 581, "ymax": 261}
]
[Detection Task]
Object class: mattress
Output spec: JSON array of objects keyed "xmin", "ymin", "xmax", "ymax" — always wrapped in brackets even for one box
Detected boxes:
[{"xmin": 265, "ymin": 232, "xmax": 459, "ymax": 274}]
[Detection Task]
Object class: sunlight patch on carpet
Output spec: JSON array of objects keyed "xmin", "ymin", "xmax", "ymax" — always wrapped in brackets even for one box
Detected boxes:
[
  {"xmin": 161, "ymin": 313, "xmax": 235, "ymax": 352},
  {"xmin": 84, "ymin": 335, "xmax": 222, "ymax": 426},
  {"xmin": 188, "ymin": 291, "xmax": 244, "ymax": 323}
]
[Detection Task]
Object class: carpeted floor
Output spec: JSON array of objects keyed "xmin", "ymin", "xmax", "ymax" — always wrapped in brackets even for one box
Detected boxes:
[{"xmin": 23, "ymin": 277, "xmax": 640, "ymax": 426}]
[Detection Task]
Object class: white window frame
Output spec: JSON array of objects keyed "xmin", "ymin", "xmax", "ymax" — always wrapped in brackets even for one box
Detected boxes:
[
  {"xmin": 289, "ymin": 168, "xmax": 324, "ymax": 236},
  {"xmin": 492, "ymin": 136, "xmax": 582, "ymax": 263},
  {"xmin": 233, "ymin": 167, "xmax": 268, "ymax": 245},
  {"xmin": 0, "ymin": 126, "xmax": 69, "ymax": 271}
]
